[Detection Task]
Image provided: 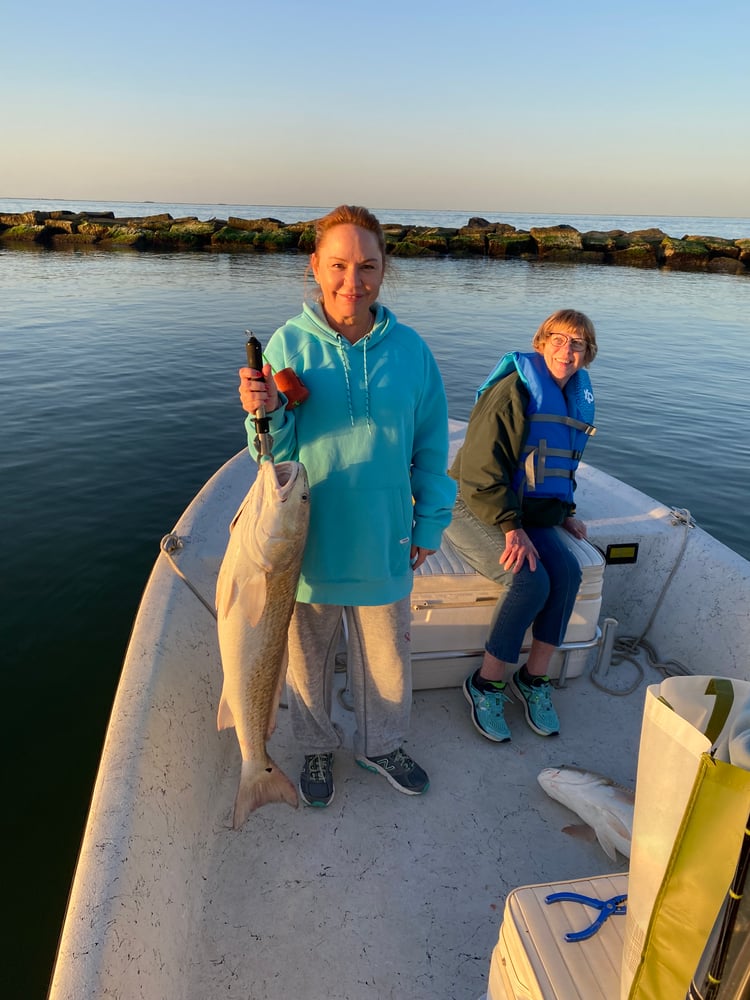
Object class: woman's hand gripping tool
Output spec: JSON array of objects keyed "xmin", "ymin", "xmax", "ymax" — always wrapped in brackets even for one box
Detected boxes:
[{"xmin": 246, "ymin": 333, "xmax": 274, "ymax": 462}]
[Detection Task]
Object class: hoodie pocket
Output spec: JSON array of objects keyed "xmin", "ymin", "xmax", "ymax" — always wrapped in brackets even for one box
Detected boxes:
[{"xmin": 304, "ymin": 485, "xmax": 413, "ymax": 585}]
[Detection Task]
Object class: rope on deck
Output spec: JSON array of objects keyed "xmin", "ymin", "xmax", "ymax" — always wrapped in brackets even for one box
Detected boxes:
[
  {"xmin": 160, "ymin": 532, "xmax": 217, "ymax": 620},
  {"xmin": 591, "ymin": 507, "xmax": 693, "ymax": 696}
]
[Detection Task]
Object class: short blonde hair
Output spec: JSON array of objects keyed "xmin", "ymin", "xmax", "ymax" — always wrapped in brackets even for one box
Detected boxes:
[{"xmin": 532, "ymin": 309, "xmax": 598, "ymax": 365}]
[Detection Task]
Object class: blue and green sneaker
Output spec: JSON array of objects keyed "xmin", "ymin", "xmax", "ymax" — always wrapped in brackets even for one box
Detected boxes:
[
  {"xmin": 510, "ymin": 670, "xmax": 560, "ymax": 736},
  {"xmin": 463, "ymin": 671, "xmax": 512, "ymax": 743}
]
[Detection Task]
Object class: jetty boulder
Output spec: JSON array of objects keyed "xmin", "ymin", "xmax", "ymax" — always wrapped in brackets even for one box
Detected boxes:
[
  {"xmin": 582, "ymin": 230, "xmax": 625, "ymax": 253},
  {"xmin": 530, "ymin": 225, "xmax": 584, "ymax": 260},
  {"xmin": 603, "ymin": 229, "xmax": 665, "ymax": 268},
  {"xmin": 734, "ymin": 239, "xmax": 750, "ymax": 265},
  {"xmin": 707, "ymin": 257, "xmax": 745, "ymax": 275},
  {"xmin": 684, "ymin": 234, "xmax": 740, "ymax": 259},
  {"xmin": 487, "ymin": 229, "xmax": 535, "ymax": 258},
  {"xmin": 661, "ymin": 237, "xmax": 711, "ymax": 271}
]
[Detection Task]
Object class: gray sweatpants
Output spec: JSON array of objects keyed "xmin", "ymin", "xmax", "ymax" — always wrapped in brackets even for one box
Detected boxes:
[{"xmin": 286, "ymin": 598, "xmax": 413, "ymax": 757}]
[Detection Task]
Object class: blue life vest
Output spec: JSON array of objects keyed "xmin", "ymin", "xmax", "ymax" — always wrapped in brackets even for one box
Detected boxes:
[{"xmin": 476, "ymin": 351, "xmax": 596, "ymax": 503}]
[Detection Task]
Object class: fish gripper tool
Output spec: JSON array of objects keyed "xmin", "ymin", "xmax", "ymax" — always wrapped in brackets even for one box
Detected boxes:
[
  {"xmin": 246, "ymin": 332, "xmax": 274, "ymax": 462},
  {"xmin": 544, "ymin": 890, "xmax": 627, "ymax": 942}
]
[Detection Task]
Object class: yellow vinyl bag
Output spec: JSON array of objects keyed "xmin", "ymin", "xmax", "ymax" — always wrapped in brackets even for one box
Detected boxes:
[{"xmin": 621, "ymin": 675, "xmax": 750, "ymax": 1000}]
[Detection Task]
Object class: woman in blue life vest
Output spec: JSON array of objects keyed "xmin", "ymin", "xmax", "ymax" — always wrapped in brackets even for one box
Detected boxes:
[{"xmin": 446, "ymin": 310, "xmax": 598, "ymax": 742}]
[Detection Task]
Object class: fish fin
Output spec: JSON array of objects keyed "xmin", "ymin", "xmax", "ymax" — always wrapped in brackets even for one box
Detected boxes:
[
  {"xmin": 232, "ymin": 758, "xmax": 298, "ymax": 829},
  {"xmin": 562, "ymin": 823, "xmax": 597, "ymax": 844},
  {"xmin": 216, "ymin": 693, "xmax": 235, "ymax": 732},
  {"xmin": 597, "ymin": 814, "xmax": 632, "ymax": 859},
  {"xmin": 216, "ymin": 568, "xmax": 267, "ymax": 625},
  {"xmin": 215, "ymin": 566, "xmax": 239, "ymax": 620},
  {"xmin": 607, "ymin": 814, "xmax": 633, "ymax": 841},
  {"xmin": 593, "ymin": 824, "xmax": 619, "ymax": 861},
  {"xmin": 239, "ymin": 572, "xmax": 268, "ymax": 627}
]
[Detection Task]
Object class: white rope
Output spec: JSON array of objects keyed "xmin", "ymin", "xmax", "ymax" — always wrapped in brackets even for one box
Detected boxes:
[
  {"xmin": 159, "ymin": 533, "xmax": 217, "ymax": 620},
  {"xmin": 590, "ymin": 507, "xmax": 693, "ymax": 696}
]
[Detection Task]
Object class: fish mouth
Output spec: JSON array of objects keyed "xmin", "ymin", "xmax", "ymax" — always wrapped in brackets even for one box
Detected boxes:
[{"xmin": 267, "ymin": 460, "xmax": 304, "ymax": 500}]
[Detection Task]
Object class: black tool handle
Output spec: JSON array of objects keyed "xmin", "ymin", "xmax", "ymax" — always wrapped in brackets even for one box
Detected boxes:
[
  {"xmin": 244, "ymin": 332, "xmax": 272, "ymax": 456},
  {"xmin": 246, "ymin": 333, "xmax": 264, "ymax": 375}
]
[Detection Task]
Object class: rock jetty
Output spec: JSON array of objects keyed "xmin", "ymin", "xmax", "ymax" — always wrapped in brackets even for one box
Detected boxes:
[{"xmin": 1, "ymin": 210, "xmax": 747, "ymax": 276}]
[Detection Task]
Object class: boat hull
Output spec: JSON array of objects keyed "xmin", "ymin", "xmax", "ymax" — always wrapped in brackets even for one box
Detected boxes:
[{"xmin": 48, "ymin": 421, "xmax": 750, "ymax": 999}]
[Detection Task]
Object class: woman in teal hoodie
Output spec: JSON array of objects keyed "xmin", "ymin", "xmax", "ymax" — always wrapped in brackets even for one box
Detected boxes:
[{"xmin": 238, "ymin": 205, "xmax": 456, "ymax": 807}]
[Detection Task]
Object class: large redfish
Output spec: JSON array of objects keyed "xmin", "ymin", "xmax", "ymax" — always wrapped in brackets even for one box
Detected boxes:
[{"xmin": 215, "ymin": 459, "xmax": 310, "ymax": 829}]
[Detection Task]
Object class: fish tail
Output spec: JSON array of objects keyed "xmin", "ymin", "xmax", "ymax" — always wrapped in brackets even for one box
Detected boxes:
[{"xmin": 232, "ymin": 757, "xmax": 298, "ymax": 829}]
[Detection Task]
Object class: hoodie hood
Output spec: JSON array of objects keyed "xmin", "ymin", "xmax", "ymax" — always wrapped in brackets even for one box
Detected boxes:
[
  {"xmin": 298, "ymin": 300, "xmax": 394, "ymax": 347},
  {"xmin": 298, "ymin": 301, "xmax": 396, "ymax": 429}
]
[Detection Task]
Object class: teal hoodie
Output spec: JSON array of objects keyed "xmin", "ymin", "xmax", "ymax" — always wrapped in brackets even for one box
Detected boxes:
[{"xmin": 246, "ymin": 302, "xmax": 456, "ymax": 605}]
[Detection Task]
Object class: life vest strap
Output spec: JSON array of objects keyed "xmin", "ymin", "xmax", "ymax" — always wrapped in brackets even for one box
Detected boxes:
[
  {"xmin": 523, "ymin": 441, "xmax": 576, "ymax": 488},
  {"xmin": 529, "ymin": 412, "xmax": 596, "ymax": 436}
]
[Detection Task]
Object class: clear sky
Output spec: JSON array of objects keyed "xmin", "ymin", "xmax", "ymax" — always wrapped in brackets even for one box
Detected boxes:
[{"xmin": 3, "ymin": 0, "xmax": 748, "ymax": 216}]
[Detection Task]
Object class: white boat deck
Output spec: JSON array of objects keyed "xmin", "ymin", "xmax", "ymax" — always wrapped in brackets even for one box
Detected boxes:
[{"xmin": 180, "ymin": 658, "xmax": 638, "ymax": 1000}]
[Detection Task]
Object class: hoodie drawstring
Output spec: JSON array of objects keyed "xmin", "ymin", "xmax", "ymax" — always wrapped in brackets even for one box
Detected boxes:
[
  {"xmin": 362, "ymin": 335, "xmax": 371, "ymax": 431},
  {"xmin": 336, "ymin": 334, "xmax": 371, "ymax": 431}
]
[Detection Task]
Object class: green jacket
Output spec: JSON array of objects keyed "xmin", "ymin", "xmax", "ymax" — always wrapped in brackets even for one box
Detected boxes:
[{"xmin": 449, "ymin": 372, "xmax": 576, "ymax": 533}]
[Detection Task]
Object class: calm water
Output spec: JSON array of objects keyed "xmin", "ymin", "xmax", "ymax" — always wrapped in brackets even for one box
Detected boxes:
[{"xmin": 2, "ymin": 201, "xmax": 749, "ymax": 998}]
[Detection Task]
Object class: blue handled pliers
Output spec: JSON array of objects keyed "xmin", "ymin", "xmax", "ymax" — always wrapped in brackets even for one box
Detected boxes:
[{"xmin": 544, "ymin": 891, "xmax": 628, "ymax": 942}]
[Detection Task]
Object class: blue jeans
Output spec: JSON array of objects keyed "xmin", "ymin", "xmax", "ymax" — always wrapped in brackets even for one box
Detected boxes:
[{"xmin": 445, "ymin": 493, "xmax": 582, "ymax": 664}]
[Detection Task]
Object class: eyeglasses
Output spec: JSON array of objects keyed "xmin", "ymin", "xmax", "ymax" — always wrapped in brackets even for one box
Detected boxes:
[{"xmin": 547, "ymin": 333, "xmax": 587, "ymax": 353}]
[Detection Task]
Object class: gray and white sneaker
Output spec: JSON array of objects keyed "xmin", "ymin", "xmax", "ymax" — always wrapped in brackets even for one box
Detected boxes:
[
  {"xmin": 299, "ymin": 752, "xmax": 335, "ymax": 807},
  {"xmin": 355, "ymin": 747, "xmax": 429, "ymax": 795}
]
